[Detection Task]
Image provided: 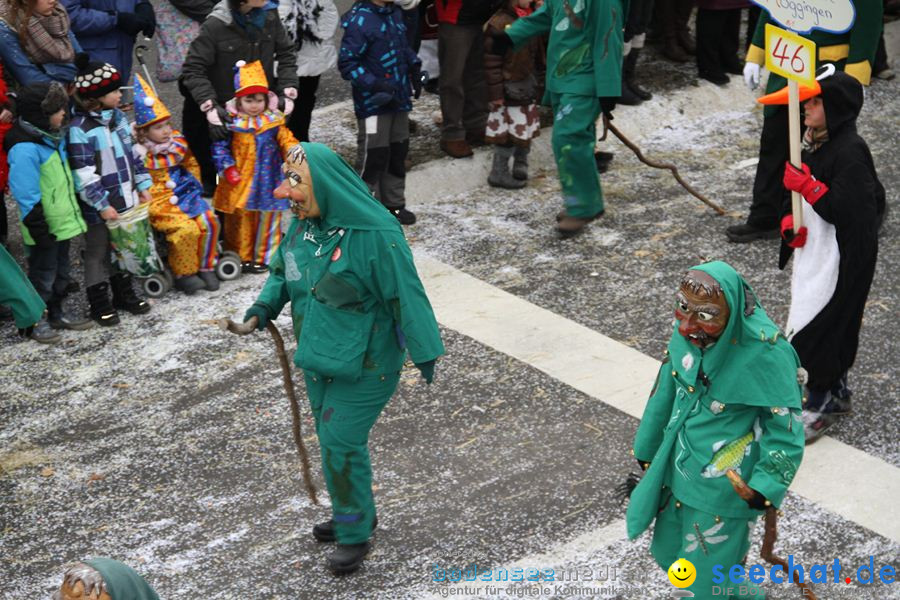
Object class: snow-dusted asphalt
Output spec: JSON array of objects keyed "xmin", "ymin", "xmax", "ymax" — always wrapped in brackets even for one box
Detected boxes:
[{"xmin": 2, "ymin": 19, "xmax": 899, "ymax": 600}]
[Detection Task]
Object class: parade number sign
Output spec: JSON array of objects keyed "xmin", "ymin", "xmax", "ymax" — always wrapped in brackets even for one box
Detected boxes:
[
  {"xmin": 750, "ymin": 0, "xmax": 856, "ymax": 34},
  {"xmin": 764, "ymin": 24, "xmax": 816, "ymax": 86}
]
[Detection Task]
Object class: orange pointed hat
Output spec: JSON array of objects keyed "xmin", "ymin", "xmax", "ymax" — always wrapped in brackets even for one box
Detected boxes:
[
  {"xmin": 133, "ymin": 73, "xmax": 171, "ymax": 127},
  {"xmin": 757, "ymin": 64, "xmax": 836, "ymax": 106},
  {"xmin": 233, "ymin": 60, "xmax": 269, "ymax": 98}
]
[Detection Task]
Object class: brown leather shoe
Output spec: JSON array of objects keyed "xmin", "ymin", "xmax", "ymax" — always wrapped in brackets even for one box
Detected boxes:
[
  {"xmin": 441, "ymin": 139, "xmax": 473, "ymax": 158},
  {"xmin": 556, "ymin": 210, "xmax": 603, "ymax": 235}
]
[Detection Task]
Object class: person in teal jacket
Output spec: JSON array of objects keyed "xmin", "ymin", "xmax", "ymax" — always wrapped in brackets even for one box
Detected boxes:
[
  {"xmin": 490, "ymin": 0, "xmax": 626, "ymax": 236},
  {"xmin": 626, "ymin": 261, "xmax": 805, "ymax": 599},
  {"xmin": 243, "ymin": 142, "xmax": 444, "ymax": 575},
  {"xmin": 0, "ymin": 244, "xmax": 46, "ymax": 338},
  {"xmin": 5, "ymin": 82, "xmax": 91, "ymax": 342}
]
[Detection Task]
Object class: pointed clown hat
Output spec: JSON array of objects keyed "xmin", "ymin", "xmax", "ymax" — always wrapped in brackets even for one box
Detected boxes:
[
  {"xmin": 757, "ymin": 64, "xmax": 837, "ymax": 106},
  {"xmin": 133, "ymin": 73, "xmax": 171, "ymax": 128},
  {"xmin": 233, "ymin": 60, "xmax": 269, "ymax": 98}
]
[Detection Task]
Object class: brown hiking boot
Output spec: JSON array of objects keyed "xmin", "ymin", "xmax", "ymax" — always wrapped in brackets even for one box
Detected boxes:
[{"xmin": 441, "ymin": 139, "xmax": 473, "ymax": 158}]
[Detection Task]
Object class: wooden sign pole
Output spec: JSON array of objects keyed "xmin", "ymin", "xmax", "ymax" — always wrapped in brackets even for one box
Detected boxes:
[{"xmin": 787, "ymin": 79, "xmax": 803, "ymax": 232}]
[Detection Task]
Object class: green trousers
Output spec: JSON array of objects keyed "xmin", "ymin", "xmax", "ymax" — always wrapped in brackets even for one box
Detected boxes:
[
  {"xmin": 550, "ymin": 92, "xmax": 604, "ymax": 219},
  {"xmin": 305, "ymin": 372, "xmax": 398, "ymax": 544},
  {"xmin": 651, "ymin": 492, "xmax": 764, "ymax": 600}
]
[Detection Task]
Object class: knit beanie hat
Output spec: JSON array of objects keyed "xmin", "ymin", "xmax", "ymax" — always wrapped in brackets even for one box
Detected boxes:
[
  {"xmin": 73, "ymin": 53, "xmax": 122, "ymax": 99},
  {"xmin": 17, "ymin": 82, "xmax": 70, "ymax": 131}
]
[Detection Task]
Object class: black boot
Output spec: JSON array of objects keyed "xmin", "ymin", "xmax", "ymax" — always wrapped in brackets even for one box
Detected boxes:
[
  {"xmin": 313, "ymin": 516, "xmax": 378, "ymax": 543},
  {"xmin": 617, "ymin": 79, "xmax": 644, "ymax": 106},
  {"xmin": 86, "ymin": 282, "xmax": 120, "ymax": 326},
  {"xmin": 327, "ymin": 542, "xmax": 370, "ymax": 575},
  {"xmin": 110, "ymin": 273, "xmax": 151, "ymax": 315},
  {"xmin": 594, "ymin": 150, "xmax": 614, "ymax": 173},
  {"xmin": 624, "ymin": 49, "xmax": 652, "ymax": 101}
]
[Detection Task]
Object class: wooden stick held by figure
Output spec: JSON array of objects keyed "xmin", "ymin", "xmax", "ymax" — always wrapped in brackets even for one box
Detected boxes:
[
  {"xmin": 725, "ymin": 469, "xmax": 816, "ymax": 600},
  {"xmin": 220, "ymin": 315, "xmax": 319, "ymax": 505}
]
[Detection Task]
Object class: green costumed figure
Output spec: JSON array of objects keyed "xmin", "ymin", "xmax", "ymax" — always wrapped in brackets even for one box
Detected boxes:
[
  {"xmin": 0, "ymin": 243, "xmax": 46, "ymax": 334},
  {"xmin": 626, "ymin": 262, "xmax": 805, "ymax": 599},
  {"xmin": 492, "ymin": 0, "xmax": 626, "ymax": 236},
  {"xmin": 244, "ymin": 142, "xmax": 445, "ymax": 574},
  {"xmin": 53, "ymin": 557, "xmax": 159, "ymax": 599}
]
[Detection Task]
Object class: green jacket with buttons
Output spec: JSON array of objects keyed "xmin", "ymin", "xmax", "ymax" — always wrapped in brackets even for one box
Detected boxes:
[
  {"xmin": 250, "ymin": 142, "xmax": 444, "ymax": 382},
  {"xmin": 627, "ymin": 262, "xmax": 805, "ymax": 539}
]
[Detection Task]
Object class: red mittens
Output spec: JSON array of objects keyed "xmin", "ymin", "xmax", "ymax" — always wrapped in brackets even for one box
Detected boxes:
[
  {"xmin": 224, "ymin": 166, "xmax": 241, "ymax": 186},
  {"xmin": 780, "ymin": 214, "xmax": 807, "ymax": 248},
  {"xmin": 783, "ymin": 161, "xmax": 829, "ymax": 205}
]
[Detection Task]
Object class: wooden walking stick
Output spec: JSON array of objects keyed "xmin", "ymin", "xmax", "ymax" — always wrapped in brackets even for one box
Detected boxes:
[
  {"xmin": 600, "ymin": 115, "xmax": 727, "ymax": 216},
  {"xmin": 726, "ymin": 469, "xmax": 815, "ymax": 599},
  {"xmin": 220, "ymin": 316, "xmax": 319, "ymax": 505}
]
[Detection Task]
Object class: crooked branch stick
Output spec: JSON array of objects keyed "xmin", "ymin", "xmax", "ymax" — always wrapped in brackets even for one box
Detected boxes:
[
  {"xmin": 220, "ymin": 316, "xmax": 319, "ymax": 505},
  {"xmin": 602, "ymin": 117, "xmax": 727, "ymax": 216},
  {"xmin": 726, "ymin": 470, "xmax": 815, "ymax": 599}
]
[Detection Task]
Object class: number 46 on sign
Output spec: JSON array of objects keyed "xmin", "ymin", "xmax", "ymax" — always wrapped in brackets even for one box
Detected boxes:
[{"xmin": 764, "ymin": 23, "xmax": 816, "ymax": 86}]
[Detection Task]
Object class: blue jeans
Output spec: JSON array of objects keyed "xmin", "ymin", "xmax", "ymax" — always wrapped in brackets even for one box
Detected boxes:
[{"xmin": 25, "ymin": 240, "xmax": 72, "ymax": 304}]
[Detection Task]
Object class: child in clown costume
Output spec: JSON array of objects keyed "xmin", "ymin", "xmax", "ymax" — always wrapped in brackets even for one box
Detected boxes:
[
  {"xmin": 211, "ymin": 60, "xmax": 299, "ymax": 274},
  {"xmin": 132, "ymin": 74, "xmax": 221, "ymax": 295},
  {"xmin": 489, "ymin": 0, "xmax": 625, "ymax": 236},
  {"xmin": 626, "ymin": 262, "xmax": 805, "ymax": 599}
]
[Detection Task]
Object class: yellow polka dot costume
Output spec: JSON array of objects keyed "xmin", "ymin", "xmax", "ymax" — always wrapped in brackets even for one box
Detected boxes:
[
  {"xmin": 210, "ymin": 60, "xmax": 298, "ymax": 265},
  {"xmin": 133, "ymin": 75, "xmax": 220, "ymax": 277}
]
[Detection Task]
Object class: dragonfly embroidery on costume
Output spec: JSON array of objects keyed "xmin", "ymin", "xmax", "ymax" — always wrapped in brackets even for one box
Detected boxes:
[{"xmin": 685, "ymin": 520, "xmax": 729, "ymax": 555}]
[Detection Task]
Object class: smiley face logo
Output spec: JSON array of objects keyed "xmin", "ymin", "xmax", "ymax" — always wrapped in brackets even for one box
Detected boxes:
[{"xmin": 668, "ymin": 558, "xmax": 696, "ymax": 588}]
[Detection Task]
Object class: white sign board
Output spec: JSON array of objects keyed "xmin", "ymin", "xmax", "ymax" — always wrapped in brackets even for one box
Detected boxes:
[{"xmin": 750, "ymin": 0, "xmax": 856, "ymax": 34}]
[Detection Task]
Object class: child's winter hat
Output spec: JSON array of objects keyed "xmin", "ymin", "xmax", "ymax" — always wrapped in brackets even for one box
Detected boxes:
[
  {"xmin": 17, "ymin": 82, "xmax": 69, "ymax": 131},
  {"xmin": 233, "ymin": 60, "xmax": 269, "ymax": 98},
  {"xmin": 133, "ymin": 73, "xmax": 171, "ymax": 128},
  {"xmin": 74, "ymin": 53, "xmax": 122, "ymax": 99}
]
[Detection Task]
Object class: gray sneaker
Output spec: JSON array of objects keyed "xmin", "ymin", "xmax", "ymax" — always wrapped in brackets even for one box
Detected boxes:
[
  {"xmin": 49, "ymin": 309, "xmax": 94, "ymax": 330},
  {"xmin": 27, "ymin": 319, "xmax": 62, "ymax": 344}
]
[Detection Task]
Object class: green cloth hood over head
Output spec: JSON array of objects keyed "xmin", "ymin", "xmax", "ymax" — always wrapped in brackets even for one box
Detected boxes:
[
  {"xmin": 667, "ymin": 261, "xmax": 802, "ymax": 408},
  {"xmin": 86, "ymin": 558, "xmax": 159, "ymax": 600},
  {"xmin": 301, "ymin": 142, "xmax": 403, "ymax": 233}
]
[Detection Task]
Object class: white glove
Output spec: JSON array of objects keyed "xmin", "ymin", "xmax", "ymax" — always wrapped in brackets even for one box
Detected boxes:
[
  {"xmin": 395, "ymin": 0, "xmax": 421, "ymax": 8},
  {"xmin": 743, "ymin": 62, "xmax": 761, "ymax": 91}
]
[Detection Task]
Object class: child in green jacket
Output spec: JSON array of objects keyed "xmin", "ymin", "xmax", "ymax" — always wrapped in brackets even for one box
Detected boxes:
[{"xmin": 5, "ymin": 83, "xmax": 92, "ymax": 342}]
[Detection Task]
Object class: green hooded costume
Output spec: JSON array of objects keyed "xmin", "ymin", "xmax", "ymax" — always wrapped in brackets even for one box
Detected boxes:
[
  {"xmin": 0, "ymin": 244, "xmax": 45, "ymax": 329},
  {"xmin": 505, "ymin": 0, "xmax": 626, "ymax": 219},
  {"xmin": 627, "ymin": 262, "xmax": 804, "ymax": 599},
  {"xmin": 248, "ymin": 142, "xmax": 444, "ymax": 544},
  {"xmin": 86, "ymin": 558, "xmax": 159, "ymax": 600}
]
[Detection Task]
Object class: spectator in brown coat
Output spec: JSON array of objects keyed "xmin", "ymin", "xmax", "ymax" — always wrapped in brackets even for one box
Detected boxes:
[{"xmin": 483, "ymin": 0, "xmax": 544, "ymax": 189}]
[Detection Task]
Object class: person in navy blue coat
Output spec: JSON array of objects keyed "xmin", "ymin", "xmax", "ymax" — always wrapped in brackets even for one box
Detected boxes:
[
  {"xmin": 61, "ymin": 0, "xmax": 155, "ymax": 78},
  {"xmin": 338, "ymin": 0, "xmax": 422, "ymax": 226}
]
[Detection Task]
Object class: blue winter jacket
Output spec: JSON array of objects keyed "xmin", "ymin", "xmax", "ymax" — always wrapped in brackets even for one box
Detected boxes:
[
  {"xmin": 61, "ymin": 0, "xmax": 150, "ymax": 76},
  {"xmin": 338, "ymin": 1, "xmax": 421, "ymax": 119},
  {"xmin": 67, "ymin": 107, "xmax": 152, "ymax": 225},
  {"xmin": 0, "ymin": 19, "xmax": 83, "ymax": 87}
]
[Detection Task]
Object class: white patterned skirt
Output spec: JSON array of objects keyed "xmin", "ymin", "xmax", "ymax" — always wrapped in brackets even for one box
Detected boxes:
[{"xmin": 485, "ymin": 103, "xmax": 541, "ymax": 146}]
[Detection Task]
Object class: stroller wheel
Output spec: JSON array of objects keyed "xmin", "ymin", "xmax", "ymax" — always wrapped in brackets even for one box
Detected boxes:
[
  {"xmin": 142, "ymin": 273, "xmax": 169, "ymax": 298},
  {"xmin": 216, "ymin": 253, "xmax": 242, "ymax": 281}
]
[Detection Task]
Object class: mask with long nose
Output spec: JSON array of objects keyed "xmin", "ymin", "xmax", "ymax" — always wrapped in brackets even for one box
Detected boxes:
[{"xmin": 274, "ymin": 144, "xmax": 320, "ymax": 220}]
